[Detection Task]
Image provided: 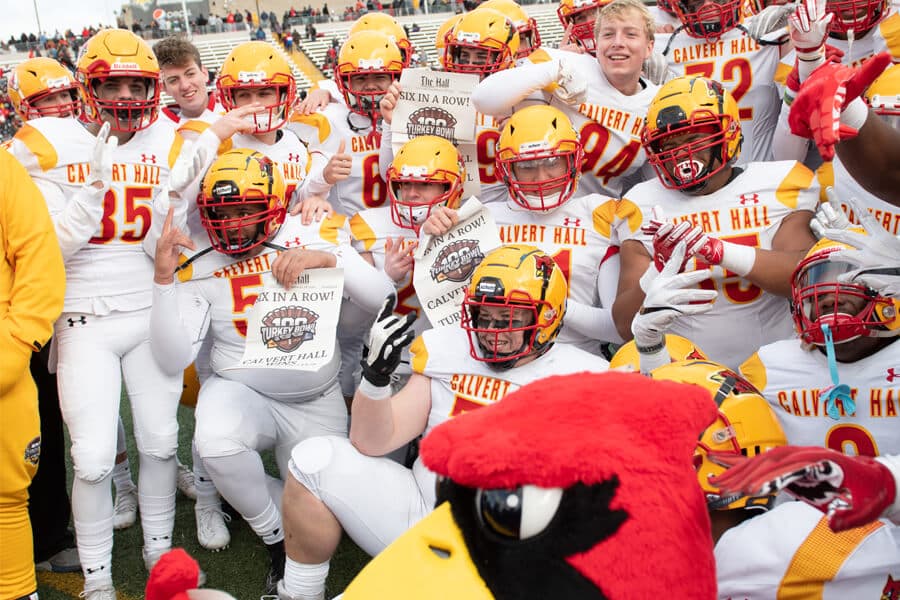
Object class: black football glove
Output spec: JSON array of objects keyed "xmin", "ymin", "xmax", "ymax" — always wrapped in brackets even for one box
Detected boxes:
[{"xmin": 360, "ymin": 294, "xmax": 417, "ymax": 387}]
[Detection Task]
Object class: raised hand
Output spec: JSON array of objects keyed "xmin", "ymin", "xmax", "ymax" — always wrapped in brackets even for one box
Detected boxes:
[
  {"xmin": 642, "ymin": 207, "xmax": 709, "ymax": 272},
  {"xmin": 709, "ymin": 445, "xmax": 897, "ymax": 532},
  {"xmin": 323, "ymin": 139, "xmax": 352, "ymax": 185},
  {"xmin": 87, "ymin": 122, "xmax": 117, "ymax": 190},
  {"xmin": 295, "ymin": 88, "xmax": 332, "ymax": 116},
  {"xmin": 632, "ymin": 241, "xmax": 717, "ymax": 350},
  {"xmin": 383, "ymin": 237, "xmax": 416, "ymax": 283},
  {"xmin": 360, "ymin": 294, "xmax": 417, "ymax": 387},
  {"xmin": 154, "ymin": 206, "xmax": 196, "ymax": 285},
  {"xmin": 379, "ymin": 82, "xmax": 402, "ymax": 125},
  {"xmin": 554, "ymin": 57, "xmax": 587, "ymax": 105},
  {"xmin": 422, "ymin": 206, "xmax": 459, "ymax": 237},
  {"xmin": 746, "ymin": 2, "xmax": 795, "ymax": 41},
  {"xmin": 789, "ymin": 0, "xmax": 831, "ymax": 59}
]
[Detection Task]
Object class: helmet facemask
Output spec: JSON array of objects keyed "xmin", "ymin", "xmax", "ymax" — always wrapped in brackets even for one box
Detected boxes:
[
  {"xmin": 645, "ymin": 117, "xmax": 737, "ymax": 193},
  {"xmin": 337, "ymin": 68, "xmax": 399, "ymax": 123},
  {"xmin": 444, "ymin": 39, "xmax": 514, "ymax": 78},
  {"xmin": 218, "ymin": 82, "xmax": 295, "ymax": 134},
  {"xmin": 389, "ymin": 174, "xmax": 458, "ymax": 233},
  {"xmin": 23, "ymin": 86, "xmax": 82, "ymax": 120},
  {"xmin": 825, "ymin": 0, "xmax": 888, "ymax": 36},
  {"xmin": 791, "ymin": 251, "xmax": 898, "ymax": 345},
  {"xmin": 558, "ymin": 2, "xmax": 600, "ymax": 54},
  {"xmin": 461, "ymin": 291, "xmax": 547, "ymax": 369},
  {"xmin": 672, "ymin": 0, "xmax": 743, "ymax": 40},
  {"xmin": 84, "ymin": 74, "xmax": 160, "ymax": 132},
  {"xmin": 499, "ymin": 151, "xmax": 581, "ymax": 212}
]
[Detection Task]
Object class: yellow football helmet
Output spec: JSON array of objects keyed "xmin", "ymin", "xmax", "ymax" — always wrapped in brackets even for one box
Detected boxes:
[
  {"xmin": 435, "ymin": 14, "xmax": 464, "ymax": 68},
  {"xmin": 478, "ymin": 0, "xmax": 541, "ymax": 57},
  {"xmin": 865, "ymin": 63, "xmax": 899, "ymax": 130},
  {"xmin": 557, "ymin": 0, "xmax": 606, "ymax": 55},
  {"xmin": 350, "ymin": 12, "xmax": 416, "ymax": 67},
  {"xmin": 642, "ymin": 75, "xmax": 743, "ymax": 193},
  {"xmin": 791, "ymin": 234, "xmax": 900, "ymax": 345},
  {"xmin": 217, "ymin": 41, "xmax": 296, "ymax": 133},
  {"xmin": 461, "ymin": 244, "xmax": 568, "ymax": 369},
  {"xmin": 650, "ymin": 359, "xmax": 786, "ymax": 512},
  {"xmin": 387, "ymin": 136, "xmax": 466, "ymax": 233},
  {"xmin": 198, "ymin": 149, "xmax": 287, "ymax": 255},
  {"xmin": 336, "ymin": 31, "xmax": 404, "ymax": 122},
  {"xmin": 444, "ymin": 8, "xmax": 520, "ymax": 77},
  {"xmin": 76, "ymin": 29, "xmax": 160, "ymax": 131},
  {"xmin": 8, "ymin": 57, "xmax": 81, "ymax": 120},
  {"xmin": 609, "ymin": 334, "xmax": 708, "ymax": 371},
  {"xmin": 496, "ymin": 105, "xmax": 583, "ymax": 212}
]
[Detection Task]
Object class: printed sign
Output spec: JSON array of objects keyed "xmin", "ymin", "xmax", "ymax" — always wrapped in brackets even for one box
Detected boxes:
[
  {"xmin": 229, "ymin": 269, "xmax": 344, "ymax": 371},
  {"xmin": 413, "ymin": 197, "xmax": 501, "ymax": 328}
]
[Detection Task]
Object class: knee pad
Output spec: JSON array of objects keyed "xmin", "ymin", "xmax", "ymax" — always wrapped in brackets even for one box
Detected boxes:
[
  {"xmin": 72, "ymin": 451, "xmax": 114, "ymax": 485},
  {"xmin": 287, "ymin": 436, "xmax": 344, "ymax": 496},
  {"xmin": 134, "ymin": 424, "xmax": 178, "ymax": 461}
]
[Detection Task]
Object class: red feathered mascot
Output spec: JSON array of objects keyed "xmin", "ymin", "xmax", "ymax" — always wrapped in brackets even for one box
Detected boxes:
[
  {"xmin": 343, "ymin": 371, "xmax": 719, "ymax": 599},
  {"xmin": 145, "ymin": 548, "xmax": 236, "ymax": 600}
]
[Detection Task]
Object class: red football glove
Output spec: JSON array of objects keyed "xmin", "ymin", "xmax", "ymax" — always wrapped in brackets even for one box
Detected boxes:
[
  {"xmin": 709, "ymin": 446, "xmax": 897, "ymax": 532},
  {"xmin": 641, "ymin": 220, "xmax": 709, "ymax": 272},
  {"xmin": 789, "ymin": 52, "xmax": 892, "ymax": 161}
]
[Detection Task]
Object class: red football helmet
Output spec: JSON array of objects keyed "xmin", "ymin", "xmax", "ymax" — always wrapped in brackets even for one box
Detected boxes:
[
  {"xmin": 669, "ymin": 0, "xmax": 744, "ymax": 40},
  {"xmin": 791, "ymin": 236, "xmax": 900, "ymax": 345},
  {"xmin": 826, "ymin": 0, "xmax": 889, "ymax": 35},
  {"xmin": 557, "ymin": 0, "xmax": 606, "ymax": 54}
]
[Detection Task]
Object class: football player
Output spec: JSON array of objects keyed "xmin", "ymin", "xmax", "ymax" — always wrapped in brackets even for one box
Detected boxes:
[
  {"xmin": 424, "ymin": 105, "xmax": 641, "ymax": 354},
  {"xmin": 276, "ymin": 244, "xmax": 609, "ymax": 600},
  {"xmin": 655, "ymin": 360, "xmax": 900, "ymax": 598},
  {"xmin": 8, "ymin": 29, "xmax": 187, "ymax": 599},
  {"xmin": 150, "ymin": 148, "xmax": 394, "ymax": 595},
  {"xmin": 737, "ymin": 233, "xmax": 900, "ymax": 457},
  {"xmin": 471, "ymin": 0, "xmax": 659, "ymax": 200},
  {"xmin": 7, "ymin": 56, "xmax": 81, "ymax": 120},
  {"xmin": 612, "ymin": 75, "xmax": 818, "ymax": 369}
]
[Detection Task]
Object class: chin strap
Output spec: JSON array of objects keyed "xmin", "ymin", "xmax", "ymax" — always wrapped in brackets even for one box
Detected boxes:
[{"xmin": 820, "ymin": 323, "xmax": 856, "ymax": 420}]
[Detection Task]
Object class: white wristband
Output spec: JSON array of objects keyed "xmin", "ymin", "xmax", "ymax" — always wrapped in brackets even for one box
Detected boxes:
[
  {"xmin": 719, "ymin": 241, "xmax": 757, "ymax": 277},
  {"xmin": 840, "ymin": 98, "xmax": 869, "ymax": 132},
  {"xmin": 358, "ymin": 377, "xmax": 392, "ymax": 400}
]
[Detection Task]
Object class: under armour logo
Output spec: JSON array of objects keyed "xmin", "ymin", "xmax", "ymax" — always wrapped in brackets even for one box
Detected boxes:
[
  {"xmin": 888, "ymin": 368, "xmax": 899, "ymax": 383},
  {"xmin": 67, "ymin": 316, "xmax": 87, "ymax": 327},
  {"xmin": 287, "ymin": 153, "xmax": 301, "ymax": 162},
  {"xmin": 284, "ymin": 237, "xmax": 303, "ymax": 248},
  {"xmin": 85, "ymin": 565, "xmax": 106, "ymax": 575},
  {"xmin": 141, "ymin": 154, "xmax": 157, "ymax": 164},
  {"xmin": 738, "ymin": 193, "xmax": 759, "ymax": 205},
  {"xmin": 562, "ymin": 217, "xmax": 581, "ymax": 227}
]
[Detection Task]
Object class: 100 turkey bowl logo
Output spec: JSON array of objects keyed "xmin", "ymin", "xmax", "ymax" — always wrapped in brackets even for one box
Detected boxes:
[
  {"xmin": 430, "ymin": 239, "xmax": 485, "ymax": 283},
  {"xmin": 260, "ymin": 306, "xmax": 318, "ymax": 352}
]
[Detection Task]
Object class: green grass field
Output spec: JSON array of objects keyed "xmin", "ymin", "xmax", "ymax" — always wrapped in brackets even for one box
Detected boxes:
[{"xmin": 37, "ymin": 400, "xmax": 370, "ymax": 600}]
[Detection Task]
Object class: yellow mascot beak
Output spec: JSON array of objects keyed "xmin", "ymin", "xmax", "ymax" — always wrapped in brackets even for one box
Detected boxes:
[{"xmin": 342, "ymin": 502, "xmax": 494, "ymax": 599}]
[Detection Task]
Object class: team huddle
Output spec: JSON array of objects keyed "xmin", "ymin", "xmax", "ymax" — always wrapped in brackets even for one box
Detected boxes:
[{"xmin": 2, "ymin": 0, "xmax": 899, "ymax": 596}]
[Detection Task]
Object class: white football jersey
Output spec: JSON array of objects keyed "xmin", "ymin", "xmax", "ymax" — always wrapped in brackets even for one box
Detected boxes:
[
  {"xmin": 410, "ymin": 325, "xmax": 608, "ymax": 436},
  {"xmin": 491, "ymin": 194, "xmax": 642, "ymax": 351},
  {"xmin": 289, "ymin": 103, "xmax": 386, "ymax": 215},
  {"xmin": 658, "ymin": 27, "xmax": 781, "ymax": 164},
  {"xmin": 9, "ymin": 116, "xmax": 178, "ymax": 313},
  {"xmin": 172, "ymin": 213, "xmax": 351, "ymax": 401},
  {"xmin": 740, "ymin": 338, "xmax": 900, "ymax": 457},
  {"xmin": 716, "ymin": 501, "xmax": 900, "ymax": 600},
  {"xmin": 626, "ymin": 161, "xmax": 819, "ymax": 369}
]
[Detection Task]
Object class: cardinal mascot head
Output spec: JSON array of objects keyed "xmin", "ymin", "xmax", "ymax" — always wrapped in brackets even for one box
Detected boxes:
[{"xmin": 343, "ymin": 370, "xmax": 720, "ymax": 599}]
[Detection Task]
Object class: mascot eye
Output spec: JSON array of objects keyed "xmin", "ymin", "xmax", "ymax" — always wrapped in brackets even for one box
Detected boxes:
[{"xmin": 476, "ymin": 485, "xmax": 563, "ymax": 540}]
